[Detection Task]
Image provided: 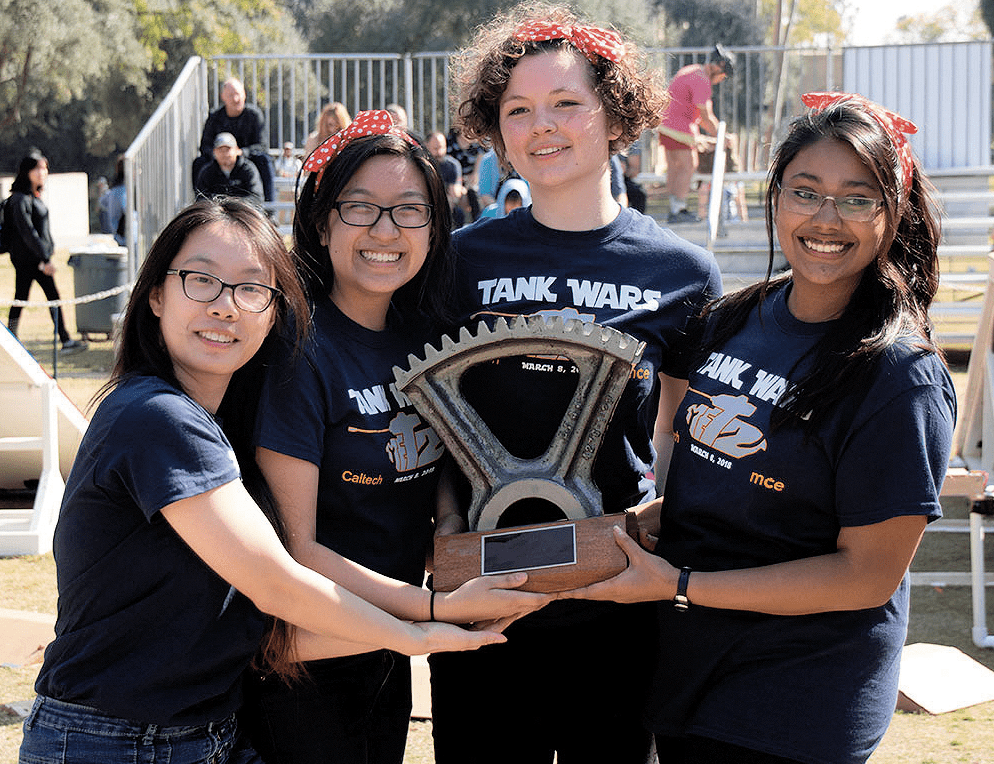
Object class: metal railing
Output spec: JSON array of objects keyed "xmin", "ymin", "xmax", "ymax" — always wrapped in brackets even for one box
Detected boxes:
[
  {"xmin": 123, "ymin": 57, "xmax": 208, "ymax": 276},
  {"xmin": 207, "ymin": 53, "xmax": 452, "ymax": 152},
  {"xmin": 123, "ymin": 42, "xmax": 993, "ymax": 272},
  {"xmin": 207, "ymin": 46, "xmax": 847, "ymax": 176}
]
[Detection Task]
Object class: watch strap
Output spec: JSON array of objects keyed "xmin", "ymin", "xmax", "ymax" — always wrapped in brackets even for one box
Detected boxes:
[{"xmin": 674, "ymin": 566, "xmax": 692, "ymax": 612}]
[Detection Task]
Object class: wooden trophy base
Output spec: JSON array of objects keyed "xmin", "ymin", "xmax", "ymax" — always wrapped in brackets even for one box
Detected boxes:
[{"xmin": 431, "ymin": 512, "xmax": 638, "ymax": 593}]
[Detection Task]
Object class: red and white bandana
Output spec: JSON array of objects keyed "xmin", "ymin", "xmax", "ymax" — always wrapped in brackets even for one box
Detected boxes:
[
  {"xmin": 303, "ymin": 109, "xmax": 419, "ymax": 189},
  {"xmin": 513, "ymin": 21, "xmax": 625, "ymax": 65},
  {"xmin": 802, "ymin": 92, "xmax": 918, "ymax": 195}
]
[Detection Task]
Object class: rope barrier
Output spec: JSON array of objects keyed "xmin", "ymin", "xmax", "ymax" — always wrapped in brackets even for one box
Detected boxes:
[{"xmin": 0, "ymin": 282, "xmax": 133, "ymax": 309}]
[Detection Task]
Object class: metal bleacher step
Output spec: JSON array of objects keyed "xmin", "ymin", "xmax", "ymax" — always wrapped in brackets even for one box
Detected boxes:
[
  {"xmin": 942, "ymin": 216, "xmax": 994, "ymax": 229},
  {"xmin": 0, "ymin": 436, "xmax": 45, "ymax": 451},
  {"xmin": 910, "ymin": 572, "xmax": 994, "ymax": 587},
  {"xmin": 938, "ymin": 244, "xmax": 992, "ymax": 258}
]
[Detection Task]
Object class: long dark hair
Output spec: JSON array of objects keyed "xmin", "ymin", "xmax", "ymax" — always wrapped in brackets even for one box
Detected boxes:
[
  {"xmin": 111, "ymin": 154, "xmax": 126, "ymax": 187},
  {"xmin": 11, "ymin": 150, "xmax": 46, "ymax": 195},
  {"xmin": 294, "ymin": 132, "xmax": 454, "ymax": 326},
  {"xmin": 102, "ymin": 197, "xmax": 311, "ymax": 678},
  {"xmin": 697, "ymin": 99, "xmax": 942, "ymax": 429}
]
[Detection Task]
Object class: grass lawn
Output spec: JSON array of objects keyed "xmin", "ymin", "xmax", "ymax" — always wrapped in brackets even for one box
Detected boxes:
[{"xmin": 2, "ymin": 251, "xmax": 994, "ymax": 763}]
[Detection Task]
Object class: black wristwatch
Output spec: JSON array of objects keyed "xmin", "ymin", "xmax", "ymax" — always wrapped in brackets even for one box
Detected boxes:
[{"xmin": 674, "ymin": 566, "xmax": 692, "ymax": 612}]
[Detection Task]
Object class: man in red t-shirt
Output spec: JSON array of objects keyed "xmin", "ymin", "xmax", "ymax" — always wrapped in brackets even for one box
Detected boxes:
[{"xmin": 658, "ymin": 44, "xmax": 734, "ymax": 223}]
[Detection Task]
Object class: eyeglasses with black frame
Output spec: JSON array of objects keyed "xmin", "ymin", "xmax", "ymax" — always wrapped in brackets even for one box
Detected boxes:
[
  {"xmin": 332, "ymin": 201, "xmax": 433, "ymax": 229},
  {"xmin": 777, "ymin": 183, "xmax": 883, "ymax": 223},
  {"xmin": 165, "ymin": 269, "xmax": 280, "ymax": 313}
]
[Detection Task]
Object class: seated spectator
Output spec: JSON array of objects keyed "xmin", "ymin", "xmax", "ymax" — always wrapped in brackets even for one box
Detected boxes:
[
  {"xmin": 609, "ymin": 154, "xmax": 629, "ymax": 208},
  {"xmin": 386, "ymin": 102, "xmax": 424, "ymax": 145},
  {"xmin": 274, "ymin": 142, "xmax": 301, "ymax": 179},
  {"xmin": 477, "ymin": 149, "xmax": 524, "ymax": 216},
  {"xmin": 194, "ymin": 132, "xmax": 264, "ymax": 205},
  {"xmin": 99, "ymin": 154, "xmax": 127, "ymax": 246},
  {"xmin": 272, "ymin": 142, "xmax": 301, "ymax": 226},
  {"xmin": 193, "ymin": 77, "xmax": 275, "ymax": 201},
  {"xmin": 446, "ymin": 125, "xmax": 486, "ymax": 221},
  {"xmin": 621, "ymin": 151, "xmax": 647, "ymax": 214},
  {"xmin": 304, "ymin": 102, "xmax": 351, "ymax": 158},
  {"xmin": 478, "ymin": 178, "xmax": 531, "ymax": 220},
  {"xmin": 426, "ymin": 131, "xmax": 466, "ymax": 228},
  {"xmin": 476, "ymin": 149, "xmax": 502, "ymax": 207},
  {"xmin": 385, "ymin": 103, "xmax": 408, "ymax": 128}
]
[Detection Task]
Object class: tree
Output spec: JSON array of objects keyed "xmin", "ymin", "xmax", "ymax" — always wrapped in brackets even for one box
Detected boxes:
[
  {"xmin": 892, "ymin": 2, "xmax": 989, "ymax": 43},
  {"xmin": 301, "ymin": 0, "xmax": 661, "ymax": 56},
  {"xmin": 657, "ymin": 0, "xmax": 764, "ymax": 47},
  {"xmin": 0, "ymin": 0, "xmax": 149, "ymax": 135},
  {"xmin": 763, "ymin": 0, "xmax": 845, "ymax": 46},
  {"xmin": 0, "ymin": 0, "xmax": 303, "ymax": 176},
  {"xmin": 984, "ymin": 0, "xmax": 994, "ymax": 35},
  {"xmin": 138, "ymin": 0, "xmax": 302, "ymax": 82}
]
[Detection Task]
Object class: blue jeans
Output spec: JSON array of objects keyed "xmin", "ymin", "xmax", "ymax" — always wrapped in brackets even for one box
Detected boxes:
[{"xmin": 19, "ymin": 696, "xmax": 262, "ymax": 764}]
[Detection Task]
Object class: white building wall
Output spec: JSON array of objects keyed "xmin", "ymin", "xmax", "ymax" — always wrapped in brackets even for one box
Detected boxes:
[{"xmin": 843, "ymin": 42, "xmax": 992, "ymax": 170}]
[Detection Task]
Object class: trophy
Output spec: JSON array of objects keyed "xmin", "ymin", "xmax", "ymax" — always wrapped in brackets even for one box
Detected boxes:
[{"xmin": 393, "ymin": 315, "xmax": 644, "ymax": 593}]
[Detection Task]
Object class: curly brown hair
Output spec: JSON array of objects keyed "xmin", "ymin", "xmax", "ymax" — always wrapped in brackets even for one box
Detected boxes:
[{"xmin": 452, "ymin": 2, "xmax": 666, "ymax": 159}]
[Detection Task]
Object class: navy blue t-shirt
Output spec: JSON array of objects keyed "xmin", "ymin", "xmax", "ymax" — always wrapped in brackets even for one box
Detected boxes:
[
  {"xmin": 35, "ymin": 376, "xmax": 261, "ymax": 726},
  {"xmin": 255, "ymin": 298, "xmax": 445, "ymax": 586},
  {"xmin": 646, "ymin": 285, "xmax": 955, "ymax": 763},
  {"xmin": 451, "ymin": 205, "xmax": 723, "ymax": 515}
]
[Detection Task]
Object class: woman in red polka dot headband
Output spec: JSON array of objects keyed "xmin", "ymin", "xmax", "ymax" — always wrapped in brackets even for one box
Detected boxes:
[{"xmin": 242, "ymin": 113, "xmax": 553, "ymax": 764}]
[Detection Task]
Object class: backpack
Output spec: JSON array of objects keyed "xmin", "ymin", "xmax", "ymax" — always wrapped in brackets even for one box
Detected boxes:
[{"xmin": 0, "ymin": 197, "xmax": 9, "ymax": 254}]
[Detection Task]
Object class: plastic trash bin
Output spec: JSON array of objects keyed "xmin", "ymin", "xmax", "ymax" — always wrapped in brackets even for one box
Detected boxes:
[{"xmin": 67, "ymin": 244, "xmax": 129, "ymax": 338}]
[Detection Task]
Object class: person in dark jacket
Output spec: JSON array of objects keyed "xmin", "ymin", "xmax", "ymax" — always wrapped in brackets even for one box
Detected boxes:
[
  {"xmin": 4, "ymin": 150, "xmax": 86, "ymax": 353},
  {"xmin": 194, "ymin": 133, "xmax": 265, "ymax": 206},
  {"xmin": 193, "ymin": 77, "xmax": 275, "ymax": 201}
]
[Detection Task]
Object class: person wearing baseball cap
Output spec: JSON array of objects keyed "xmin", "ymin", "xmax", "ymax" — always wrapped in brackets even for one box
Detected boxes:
[{"xmin": 194, "ymin": 132, "xmax": 264, "ymax": 205}]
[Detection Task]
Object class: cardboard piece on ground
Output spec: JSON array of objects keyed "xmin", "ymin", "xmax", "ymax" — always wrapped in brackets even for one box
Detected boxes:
[
  {"xmin": 0, "ymin": 699, "xmax": 33, "ymax": 721},
  {"xmin": 411, "ymin": 655, "xmax": 431, "ymax": 719},
  {"xmin": 0, "ymin": 608, "xmax": 55, "ymax": 668},
  {"xmin": 897, "ymin": 643, "xmax": 994, "ymax": 714}
]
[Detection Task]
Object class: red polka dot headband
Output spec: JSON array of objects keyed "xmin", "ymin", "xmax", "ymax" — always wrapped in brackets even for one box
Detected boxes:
[
  {"xmin": 802, "ymin": 92, "xmax": 918, "ymax": 195},
  {"xmin": 302, "ymin": 109, "xmax": 419, "ymax": 189},
  {"xmin": 512, "ymin": 21, "xmax": 625, "ymax": 65}
]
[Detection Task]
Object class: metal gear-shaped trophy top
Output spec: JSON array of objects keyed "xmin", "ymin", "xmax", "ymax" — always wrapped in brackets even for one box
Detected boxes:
[{"xmin": 393, "ymin": 315, "xmax": 645, "ymax": 531}]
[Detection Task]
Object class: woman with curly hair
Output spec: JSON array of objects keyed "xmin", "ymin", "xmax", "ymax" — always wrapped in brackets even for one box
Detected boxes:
[{"xmin": 428, "ymin": 5, "xmax": 723, "ymax": 762}]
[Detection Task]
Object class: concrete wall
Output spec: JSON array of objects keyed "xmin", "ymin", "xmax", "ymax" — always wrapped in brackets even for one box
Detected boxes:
[{"xmin": 1, "ymin": 173, "xmax": 92, "ymax": 251}]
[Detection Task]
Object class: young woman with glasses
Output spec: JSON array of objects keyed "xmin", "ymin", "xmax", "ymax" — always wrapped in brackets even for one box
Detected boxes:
[
  {"xmin": 238, "ymin": 111, "xmax": 551, "ymax": 764},
  {"xmin": 564, "ymin": 94, "xmax": 955, "ymax": 763},
  {"xmin": 18, "ymin": 197, "xmax": 506, "ymax": 764}
]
